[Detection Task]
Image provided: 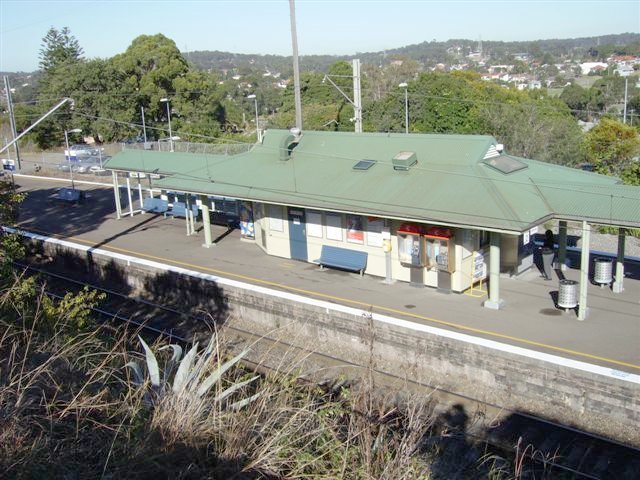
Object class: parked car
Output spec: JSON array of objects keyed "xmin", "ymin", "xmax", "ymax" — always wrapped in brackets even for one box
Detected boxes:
[
  {"xmin": 121, "ymin": 136, "xmax": 145, "ymax": 144},
  {"xmin": 57, "ymin": 162, "xmax": 78, "ymax": 172},
  {"xmin": 88, "ymin": 165, "xmax": 109, "ymax": 175},
  {"xmin": 64, "ymin": 144, "xmax": 99, "ymax": 158},
  {"xmin": 76, "ymin": 159, "xmax": 102, "ymax": 173}
]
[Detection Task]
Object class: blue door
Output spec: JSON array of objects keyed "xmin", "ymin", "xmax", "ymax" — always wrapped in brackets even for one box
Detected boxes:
[{"xmin": 288, "ymin": 208, "xmax": 308, "ymax": 261}]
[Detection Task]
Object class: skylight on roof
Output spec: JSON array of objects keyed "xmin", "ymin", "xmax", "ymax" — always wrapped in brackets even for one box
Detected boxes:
[
  {"xmin": 482, "ymin": 155, "xmax": 528, "ymax": 174},
  {"xmin": 353, "ymin": 159, "xmax": 377, "ymax": 170}
]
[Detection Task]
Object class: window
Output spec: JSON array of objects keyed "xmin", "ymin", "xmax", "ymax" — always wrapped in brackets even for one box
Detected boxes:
[
  {"xmin": 482, "ymin": 155, "xmax": 528, "ymax": 174},
  {"xmin": 307, "ymin": 210, "xmax": 323, "ymax": 238},
  {"xmin": 268, "ymin": 205, "xmax": 284, "ymax": 232},
  {"xmin": 326, "ymin": 212, "xmax": 343, "ymax": 241},
  {"xmin": 367, "ymin": 217, "xmax": 384, "ymax": 247},
  {"xmin": 353, "ymin": 159, "xmax": 376, "ymax": 170}
]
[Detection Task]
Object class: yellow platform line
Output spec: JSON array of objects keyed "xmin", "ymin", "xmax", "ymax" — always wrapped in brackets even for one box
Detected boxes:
[{"xmin": 29, "ymin": 229, "xmax": 640, "ymax": 372}]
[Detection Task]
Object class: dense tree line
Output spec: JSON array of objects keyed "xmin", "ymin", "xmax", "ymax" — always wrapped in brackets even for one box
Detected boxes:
[{"xmin": 4, "ymin": 28, "xmax": 640, "ymax": 184}]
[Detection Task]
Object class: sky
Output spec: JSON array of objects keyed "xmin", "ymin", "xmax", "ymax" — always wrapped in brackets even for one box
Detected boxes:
[{"xmin": 1, "ymin": 0, "xmax": 639, "ymax": 72}]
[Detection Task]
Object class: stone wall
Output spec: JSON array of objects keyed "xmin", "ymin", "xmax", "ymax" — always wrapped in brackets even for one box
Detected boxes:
[{"xmin": 29, "ymin": 238, "xmax": 640, "ymax": 446}]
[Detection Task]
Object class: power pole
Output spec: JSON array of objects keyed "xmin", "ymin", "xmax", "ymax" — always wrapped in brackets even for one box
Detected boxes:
[
  {"xmin": 289, "ymin": 0, "xmax": 303, "ymax": 132},
  {"xmin": 322, "ymin": 59, "xmax": 363, "ymax": 133},
  {"xmin": 0, "ymin": 97, "xmax": 72, "ymax": 156},
  {"xmin": 141, "ymin": 106, "xmax": 147, "ymax": 142},
  {"xmin": 623, "ymin": 76, "xmax": 628, "ymax": 124},
  {"xmin": 352, "ymin": 59, "xmax": 362, "ymax": 133},
  {"xmin": 3, "ymin": 76, "xmax": 21, "ymax": 169}
]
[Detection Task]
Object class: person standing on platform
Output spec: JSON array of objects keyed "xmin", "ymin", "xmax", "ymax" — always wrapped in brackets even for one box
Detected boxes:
[{"xmin": 541, "ymin": 229, "xmax": 555, "ymax": 280}]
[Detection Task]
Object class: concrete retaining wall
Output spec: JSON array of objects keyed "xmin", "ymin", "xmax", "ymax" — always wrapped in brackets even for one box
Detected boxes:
[{"xmin": 17, "ymin": 229, "xmax": 640, "ymax": 447}]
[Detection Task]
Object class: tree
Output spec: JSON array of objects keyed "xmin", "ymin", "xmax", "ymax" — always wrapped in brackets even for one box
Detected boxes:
[
  {"xmin": 38, "ymin": 27, "xmax": 84, "ymax": 73},
  {"xmin": 482, "ymin": 90, "xmax": 585, "ymax": 165},
  {"xmin": 111, "ymin": 34, "xmax": 189, "ymax": 130},
  {"xmin": 583, "ymin": 117, "xmax": 640, "ymax": 175},
  {"xmin": 621, "ymin": 161, "xmax": 640, "ymax": 186},
  {"xmin": 171, "ymin": 70, "xmax": 226, "ymax": 140}
]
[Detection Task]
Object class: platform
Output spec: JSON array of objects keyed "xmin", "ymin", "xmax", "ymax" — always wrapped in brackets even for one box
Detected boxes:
[{"xmin": 12, "ymin": 175, "xmax": 640, "ymax": 374}]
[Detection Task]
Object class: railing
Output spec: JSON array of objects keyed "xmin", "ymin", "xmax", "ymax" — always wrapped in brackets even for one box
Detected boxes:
[{"xmin": 121, "ymin": 141, "xmax": 254, "ymax": 156}]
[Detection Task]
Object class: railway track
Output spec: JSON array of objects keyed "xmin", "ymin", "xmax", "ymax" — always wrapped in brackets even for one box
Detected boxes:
[{"xmin": 13, "ymin": 261, "xmax": 640, "ymax": 479}]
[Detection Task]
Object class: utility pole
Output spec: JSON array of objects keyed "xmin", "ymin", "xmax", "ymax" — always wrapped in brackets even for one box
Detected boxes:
[
  {"xmin": 3, "ymin": 76, "xmax": 21, "ymax": 169},
  {"xmin": 141, "ymin": 106, "xmax": 147, "ymax": 142},
  {"xmin": 623, "ymin": 76, "xmax": 628, "ymax": 124},
  {"xmin": 352, "ymin": 59, "xmax": 362, "ymax": 133},
  {"xmin": 0, "ymin": 97, "xmax": 72, "ymax": 156},
  {"xmin": 289, "ymin": 0, "xmax": 303, "ymax": 132},
  {"xmin": 322, "ymin": 59, "xmax": 363, "ymax": 133}
]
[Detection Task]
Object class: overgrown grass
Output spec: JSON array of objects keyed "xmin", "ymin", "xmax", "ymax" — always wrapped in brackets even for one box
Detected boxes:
[{"xmin": 1, "ymin": 272, "xmax": 556, "ymax": 479}]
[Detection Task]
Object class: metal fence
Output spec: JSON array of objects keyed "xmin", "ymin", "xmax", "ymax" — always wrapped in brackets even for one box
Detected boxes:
[{"xmin": 121, "ymin": 141, "xmax": 254, "ymax": 156}]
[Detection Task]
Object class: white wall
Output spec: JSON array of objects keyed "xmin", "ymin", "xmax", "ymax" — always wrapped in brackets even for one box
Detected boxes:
[{"xmin": 259, "ymin": 203, "xmax": 493, "ymax": 293}]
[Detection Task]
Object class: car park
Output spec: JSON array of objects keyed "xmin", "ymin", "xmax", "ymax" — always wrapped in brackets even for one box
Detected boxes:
[
  {"xmin": 121, "ymin": 136, "xmax": 145, "ymax": 144},
  {"xmin": 58, "ymin": 156, "xmax": 107, "ymax": 173},
  {"xmin": 88, "ymin": 165, "xmax": 109, "ymax": 175},
  {"xmin": 57, "ymin": 162, "xmax": 78, "ymax": 172},
  {"xmin": 64, "ymin": 144, "xmax": 100, "ymax": 158},
  {"xmin": 75, "ymin": 158, "xmax": 105, "ymax": 173}
]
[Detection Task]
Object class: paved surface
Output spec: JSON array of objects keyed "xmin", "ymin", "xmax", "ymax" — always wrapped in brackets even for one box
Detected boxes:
[{"xmin": 12, "ymin": 175, "xmax": 640, "ymax": 374}]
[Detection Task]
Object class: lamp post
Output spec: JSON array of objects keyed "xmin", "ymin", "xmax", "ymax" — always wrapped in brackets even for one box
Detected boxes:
[
  {"xmin": 399, "ymin": 83, "xmax": 409, "ymax": 134},
  {"xmin": 64, "ymin": 128, "xmax": 82, "ymax": 189},
  {"xmin": 247, "ymin": 94, "xmax": 260, "ymax": 142},
  {"xmin": 160, "ymin": 97, "xmax": 173, "ymax": 152}
]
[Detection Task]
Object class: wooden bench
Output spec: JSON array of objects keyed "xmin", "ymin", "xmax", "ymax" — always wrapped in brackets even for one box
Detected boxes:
[
  {"xmin": 164, "ymin": 201, "xmax": 199, "ymax": 220},
  {"xmin": 316, "ymin": 245, "xmax": 367, "ymax": 276},
  {"xmin": 142, "ymin": 197, "xmax": 168, "ymax": 214}
]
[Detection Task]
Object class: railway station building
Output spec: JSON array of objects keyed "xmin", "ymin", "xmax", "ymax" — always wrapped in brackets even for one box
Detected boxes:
[{"xmin": 103, "ymin": 129, "xmax": 640, "ymax": 320}]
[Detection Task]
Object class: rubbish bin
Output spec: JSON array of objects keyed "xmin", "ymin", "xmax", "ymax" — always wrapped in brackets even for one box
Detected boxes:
[
  {"xmin": 593, "ymin": 258, "xmax": 613, "ymax": 286},
  {"xmin": 558, "ymin": 279, "xmax": 578, "ymax": 310},
  {"xmin": 542, "ymin": 248, "xmax": 554, "ymax": 280}
]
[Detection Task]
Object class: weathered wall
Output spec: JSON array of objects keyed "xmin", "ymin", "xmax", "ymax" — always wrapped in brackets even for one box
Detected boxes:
[{"xmin": 31, "ymin": 238, "xmax": 640, "ymax": 447}]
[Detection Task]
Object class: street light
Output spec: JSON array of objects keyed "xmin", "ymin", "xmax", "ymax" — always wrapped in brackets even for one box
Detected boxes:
[
  {"xmin": 247, "ymin": 94, "xmax": 261, "ymax": 142},
  {"xmin": 64, "ymin": 128, "xmax": 82, "ymax": 189},
  {"xmin": 399, "ymin": 83, "xmax": 409, "ymax": 134},
  {"xmin": 160, "ymin": 97, "xmax": 173, "ymax": 152}
]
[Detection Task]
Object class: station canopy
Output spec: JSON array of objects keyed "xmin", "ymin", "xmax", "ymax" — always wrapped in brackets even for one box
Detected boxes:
[{"xmin": 104, "ymin": 129, "xmax": 640, "ymax": 234}]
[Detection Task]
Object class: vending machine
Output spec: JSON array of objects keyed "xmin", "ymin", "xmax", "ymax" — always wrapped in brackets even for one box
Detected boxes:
[
  {"xmin": 397, "ymin": 223, "xmax": 425, "ymax": 285},
  {"xmin": 424, "ymin": 227, "xmax": 455, "ymax": 291}
]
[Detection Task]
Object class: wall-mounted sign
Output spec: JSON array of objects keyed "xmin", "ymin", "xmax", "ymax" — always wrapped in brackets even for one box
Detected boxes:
[
  {"xmin": 240, "ymin": 201, "xmax": 255, "ymax": 238},
  {"xmin": 346, "ymin": 214, "xmax": 364, "ymax": 244},
  {"xmin": 473, "ymin": 251, "xmax": 486, "ymax": 279},
  {"xmin": 2, "ymin": 159, "xmax": 16, "ymax": 171}
]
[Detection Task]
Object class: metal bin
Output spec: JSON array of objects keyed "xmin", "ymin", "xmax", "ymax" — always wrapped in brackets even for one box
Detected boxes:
[
  {"xmin": 593, "ymin": 258, "xmax": 613, "ymax": 286},
  {"xmin": 558, "ymin": 279, "xmax": 578, "ymax": 310}
]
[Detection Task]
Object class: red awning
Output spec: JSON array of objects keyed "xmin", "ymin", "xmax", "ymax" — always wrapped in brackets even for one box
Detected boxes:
[
  {"xmin": 397, "ymin": 223, "xmax": 425, "ymax": 235},
  {"xmin": 424, "ymin": 226, "xmax": 452, "ymax": 238}
]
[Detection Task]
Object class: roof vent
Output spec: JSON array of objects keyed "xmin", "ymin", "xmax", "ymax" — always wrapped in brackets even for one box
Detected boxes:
[
  {"xmin": 484, "ymin": 144, "xmax": 503, "ymax": 159},
  {"xmin": 392, "ymin": 151, "xmax": 417, "ymax": 171},
  {"xmin": 279, "ymin": 134, "xmax": 296, "ymax": 161}
]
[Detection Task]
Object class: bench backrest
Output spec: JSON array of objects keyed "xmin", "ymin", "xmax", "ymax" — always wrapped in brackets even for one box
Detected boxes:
[
  {"xmin": 320, "ymin": 245, "xmax": 367, "ymax": 269},
  {"xmin": 143, "ymin": 197, "xmax": 168, "ymax": 213},
  {"xmin": 171, "ymin": 202, "xmax": 186, "ymax": 215}
]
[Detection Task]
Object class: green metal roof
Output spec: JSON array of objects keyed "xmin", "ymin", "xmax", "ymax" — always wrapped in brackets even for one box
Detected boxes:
[{"xmin": 104, "ymin": 129, "xmax": 640, "ymax": 233}]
